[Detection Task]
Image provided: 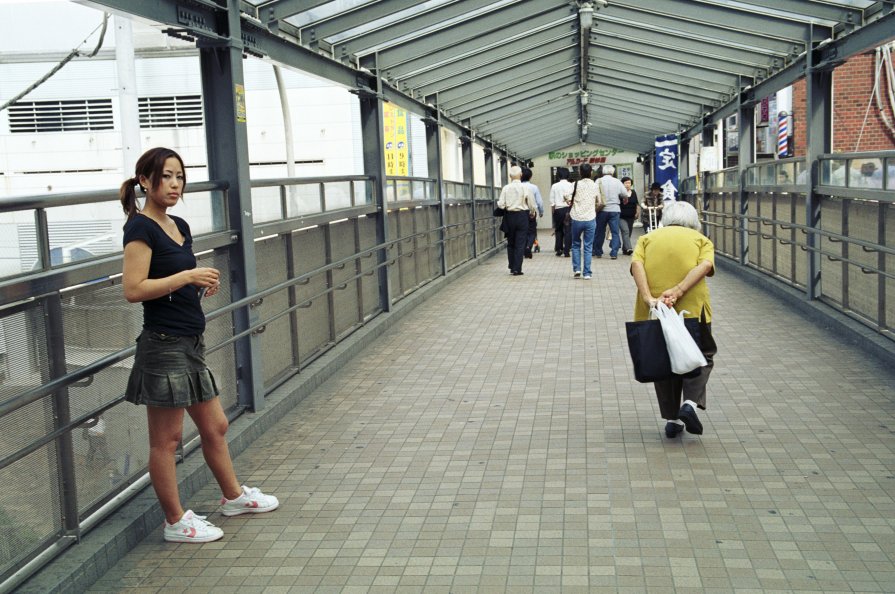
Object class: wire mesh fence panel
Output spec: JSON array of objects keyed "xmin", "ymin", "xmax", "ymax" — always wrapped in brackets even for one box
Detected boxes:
[
  {"xmin": 330, "ymin": 220, "xmax": 362, "ymax": 339},
  {"xmin": 255, "ymin": 236, "xmax": 294, "ymax": 385},
  {"xmin": 292, "ymin": 226, "xmax": 332, "ymax": 367}
]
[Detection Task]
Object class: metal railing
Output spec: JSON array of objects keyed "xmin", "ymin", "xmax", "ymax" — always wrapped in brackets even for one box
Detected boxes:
[
  {"xmin": 0, "ymin": 174, "xmax": 502, "ymax": 591},
  {"xmin": 684, "ymin": 151, "xmax": 895, "ymax": 340}
]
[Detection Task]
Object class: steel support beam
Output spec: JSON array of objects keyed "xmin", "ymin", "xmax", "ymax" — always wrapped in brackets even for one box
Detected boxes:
[
  {"xmin": 805, "ymin": 41, "xmax": 832, "ymax": 301},
  {"xmin": 425, "ymin": 111, "xmax": 448, "ymax": 277},
  {"xmin": 357, "ymin": 81, "xmax": 392, "ymax": 312},
  {"xmin": 737, "ymin": 90, "xmax": 755, "ymax": 265},
  {"xmin": 461, "ymin": 133, "xmax": 476, "ymax": 259},
  {"xmin": 686, "ymin": 11, "xmax": 895, "ymax": 144},
  {"xmin": 198, "ymin": 5, "xmax": 264, "ymax": 411}
]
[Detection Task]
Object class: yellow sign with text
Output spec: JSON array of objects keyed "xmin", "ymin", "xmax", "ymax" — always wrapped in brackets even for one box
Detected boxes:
[{"xmin": 383, "ymin": 104, "xmax": 409, "ymax": 176}]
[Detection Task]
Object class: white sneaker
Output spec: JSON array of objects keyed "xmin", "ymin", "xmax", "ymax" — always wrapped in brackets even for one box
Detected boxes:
[
  {"xmin": 583, "ymin": 275, "xmax": 592, "ymax": 280},
  {"xmin": 573, "ymin": 270, "xmax": 581, "ymax": 278},
  {"xmin": 220, "ymin": 485, "xmax": 279, "ymax": 516},
  {"xmin": 164, "ymin": 510, "xmax": 224, "ymax": 543}
]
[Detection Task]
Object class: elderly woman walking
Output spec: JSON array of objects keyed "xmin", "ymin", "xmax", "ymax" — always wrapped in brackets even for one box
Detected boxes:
[{"xmin": 629, "ymin": 201, "xmax": 717, "ymax": 438}]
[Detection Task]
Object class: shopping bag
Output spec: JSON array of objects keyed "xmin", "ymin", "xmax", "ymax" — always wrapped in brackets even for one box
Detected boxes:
[
  {"xmin": 653, "ymin": 302, "xmax": 707, "ymax": 375},
  {"xmin": 625, "ymin": 311, "xmax": 702, "ymax": 383}
]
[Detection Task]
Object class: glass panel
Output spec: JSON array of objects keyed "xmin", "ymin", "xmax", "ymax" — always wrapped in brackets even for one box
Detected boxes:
[
  {"xmin": 250, "ymin": 185, "xmax": 282, "ymax": 223},
  {"xmin": 324, "ymin": 181, "xmax": 352, "ymax": 210},
  {"xmin": 778, "ymin": 162, "xmax": 794, "ymax": 185},
  {"xmin": 358, "ymin": 180, "xmax": 374, "ymax": 205},
  {"xmin": 427, "ymin": 181, "xmax": 436, "ymax": 201},
  {"xmin": 175, "ymin": 190, "xmax": 224, "ymax": 234},
  {"xmin": 411, "ymin": 180, "xmax": 426, "ymax": 200},
  {"xmin": 849, "ymin": 158, "xmax": 883, "ymax": 189},
  {"xmin": 761, "ymin": 164, "xmax": 775, "ymax": 185},
  {"xmin": 725, "ymin": 170, "xmax": 738, "ymax": 188},
  {"xmin": 285, "ymin": 183, "xmax": 323, "ymax": 217},
  {"xmin": 0, "ymin": 211, "xmax": 37, "ymax": 277},
  {"xmin": 795, "ymin": 160, "xmax": 807, "ymax": 185},
  {"xmin": 887, "ymin": 158, "xmax": 895, "ymax": 191},
  {"xmin": 45, "ymin": 202, "xmax": 123, "ymax": 266},
  {"xmin": 385, "ymin": 181, "xmax": 396, "ymax": 203},
  {"xmin": 822, "ymin": 159, "xmax": 846, "ymax": 186},
  {"xmin": 746, "ymin": 166, "xmax": 759, "ymax": 185},
  {"xmin": 395, "ymin": 179, "xmax": 412, "ymax": 202}
]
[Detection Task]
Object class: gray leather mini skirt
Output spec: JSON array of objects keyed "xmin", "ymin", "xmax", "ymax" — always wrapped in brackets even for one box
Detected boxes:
[{"xmin": 125, "ymin": 331, "xmax": 219, "ymax": 408}]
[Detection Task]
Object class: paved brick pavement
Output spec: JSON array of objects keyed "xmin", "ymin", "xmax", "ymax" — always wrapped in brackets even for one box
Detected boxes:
[{"xmin": 88, "ymin": 241, "xmax": 895, "ymax": 593}]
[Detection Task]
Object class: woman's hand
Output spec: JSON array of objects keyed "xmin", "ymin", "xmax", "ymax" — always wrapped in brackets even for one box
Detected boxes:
[
  {"xmin": 659, "ymin": 284, "xmax": 684, "ymax": 307},
  {"xmin": 641, "ymin": 292, "xmax": 658, "ymax": 308},
  {"xmin": 189, "ymin": 267, "xmax": 221, "ymax": 297}
]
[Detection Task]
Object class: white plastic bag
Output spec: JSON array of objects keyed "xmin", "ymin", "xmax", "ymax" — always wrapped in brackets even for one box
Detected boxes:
[{"xmin": 652, "ymin": 302, "xmax": 707, "ymax": 375}]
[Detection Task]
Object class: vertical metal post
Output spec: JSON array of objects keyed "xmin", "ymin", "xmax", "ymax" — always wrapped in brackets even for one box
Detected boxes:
[
  {"xmin": 805, "ymin": 30, "xmax": 831, "ymax": 301},
  {"xmin": 738, "ymin": 88, "xmax": 755, "ymax": 266},
  {"xmin": 358, "ymin": 77, "xmax": 391, "ymax": 311},
  {"xmin": 500, "ymin": 155, "xmax": 508, "ymax": 186},
  {"xmin": 45, "ymin": 295, "xmax": 79, "ymax": 536},
  {"xmin": 878, "ymin": 202, "xmax": 887, "ymax": 331},
  {"xmin": 484, "ymin": 145, "xmax": 495, "ymax": 250},
  {"xmin": 424, "ymin": 111, "xmax": 447, "ymax": 277},
  {"xmin": 198, "ymin": 4, "xmax": 264, "ymax": 410},
  {"xmin": 461, "ymin": 131, "xmax": 476, "ymax": 259}
]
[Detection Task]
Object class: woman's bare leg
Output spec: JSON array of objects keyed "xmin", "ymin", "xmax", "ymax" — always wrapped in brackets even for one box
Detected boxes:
[
  {"xmin": 187, "ymin": 398, "xmax": 241, "ymax": 500},
  {"xmin": 146, "ymin": 406, "xmax": 186, "ymax": 524}
]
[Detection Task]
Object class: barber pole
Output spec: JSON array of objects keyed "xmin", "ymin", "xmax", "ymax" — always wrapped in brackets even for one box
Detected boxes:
[{"xmin": 777, "ymin": 111, "xmax": 789, "ymax": 158}]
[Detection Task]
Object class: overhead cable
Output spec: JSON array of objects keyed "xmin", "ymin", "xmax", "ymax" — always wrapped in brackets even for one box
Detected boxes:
[{"xmin": 0, "ymin": 12, "xmax": 110, "ymax": 113}]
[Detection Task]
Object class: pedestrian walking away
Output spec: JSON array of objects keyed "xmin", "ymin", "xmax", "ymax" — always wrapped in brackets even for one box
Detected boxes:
[
  {"xmin": 521, "ymin": 166, "xmax": 544, "ymax": 259},
  {"xmin": 566, "ymin": 163, "xmax": 602, "ymax": 280},
  {"xmin": 629, "ymin": 201, "xmax": 718, "ymax": 439},
  {"xmin": 593, "ymin": 165, "xmax": 630, "ymax": 260},
  {"xmin": 549, "ymin": 167, "xmax": 573, "ymax": 257},
  {"xmin": 496, "ymin": 165, "xmax": 538, "ymax": 276}
]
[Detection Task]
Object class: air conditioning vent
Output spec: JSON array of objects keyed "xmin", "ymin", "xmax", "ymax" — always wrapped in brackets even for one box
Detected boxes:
[
  {"xmin": 139, "ymin": 95, "xmax": 203, "ymax": 129},
  {"xmin": 8, "ymin": 99, "xmax": 114, "ymax": 133}
]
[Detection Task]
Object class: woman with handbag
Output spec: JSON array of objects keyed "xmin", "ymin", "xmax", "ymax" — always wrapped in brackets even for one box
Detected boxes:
[
  {"xmin": 566, "ymin": 163, "xmax": 602, "ymax": 280},
  {"xmin": 629, "ymin": 201, "xmax": 717, "ymax": 438}
]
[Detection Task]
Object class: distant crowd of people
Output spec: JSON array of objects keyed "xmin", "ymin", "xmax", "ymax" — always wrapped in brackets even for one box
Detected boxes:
[{"xmin": 496, "ymin": 164, "xmax": 677, "ymax": 277}]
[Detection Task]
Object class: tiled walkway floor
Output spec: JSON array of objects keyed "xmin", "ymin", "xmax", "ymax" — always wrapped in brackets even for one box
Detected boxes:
[{"xmin": 90, "ymin": 239, "xmax": 895, "ymax": 593}]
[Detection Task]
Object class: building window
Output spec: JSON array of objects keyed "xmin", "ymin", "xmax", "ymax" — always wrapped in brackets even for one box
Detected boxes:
[
  {"xmin": 8, "ymin": 99, "xmax": 114, "ymax": 133},
  {"xmin": 139, "ymin": 95, "xmax": 203, "ymax": 128}
]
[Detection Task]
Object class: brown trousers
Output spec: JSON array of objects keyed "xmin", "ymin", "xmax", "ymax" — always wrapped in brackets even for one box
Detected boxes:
[{"xmin": 654, "ymin": 322, "xmax": 717, "ymax": 420}]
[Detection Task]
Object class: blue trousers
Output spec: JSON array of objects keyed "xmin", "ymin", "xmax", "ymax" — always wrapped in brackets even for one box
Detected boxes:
[{"xmin": 594, "ymin": 211, "xmax": 621, "ymax": 257}]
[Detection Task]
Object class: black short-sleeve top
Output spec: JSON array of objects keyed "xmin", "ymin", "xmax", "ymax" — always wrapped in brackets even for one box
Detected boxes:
[{"xmin": 123, "ymin": 214, "xmax": 205, "ymax": 336}]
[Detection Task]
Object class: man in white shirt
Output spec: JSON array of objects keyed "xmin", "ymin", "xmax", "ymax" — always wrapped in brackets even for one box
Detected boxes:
[
  {"xmin": 593, "ymin": 164, "xmax": 631, "ymax": 260},
  {"xmin": 549, "ymin": 167, "xmax": 574, "ymax": 257},
  {"xmin": 497, "ymin": 165, "xmax": 538, "ymax": 276}
]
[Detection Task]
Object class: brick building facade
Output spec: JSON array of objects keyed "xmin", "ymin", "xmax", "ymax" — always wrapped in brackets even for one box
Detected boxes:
[{"xmin": 790, "ymin": 51, "xmax": 895, "ymax": 156}]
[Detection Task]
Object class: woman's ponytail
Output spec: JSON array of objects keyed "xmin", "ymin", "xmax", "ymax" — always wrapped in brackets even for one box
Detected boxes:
[{"xmin": 120, "ymin": 177, "xmax": 140, "ymax": 220}]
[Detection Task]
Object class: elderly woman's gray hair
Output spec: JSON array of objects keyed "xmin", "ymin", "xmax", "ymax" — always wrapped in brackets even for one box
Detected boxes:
[
  {"xmin": 508, "ymin": 165, "xmax": 522, "ymax": 179},
  {"xmin": 660, "ymin": 201, "xmax": 701, "ymax": 231},
  {"xmin": 601, "ymin": 164, "xmax": 615, "ymax": 176}
]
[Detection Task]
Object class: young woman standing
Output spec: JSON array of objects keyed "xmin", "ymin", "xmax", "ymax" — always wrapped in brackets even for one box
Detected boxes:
[{"xmin": 121, "ymin": 147, "xmax": 277, "ymax": 543}]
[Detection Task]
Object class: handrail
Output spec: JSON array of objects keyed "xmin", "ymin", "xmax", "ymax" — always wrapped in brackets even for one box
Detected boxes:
[{"xmin": 0, "ymin": 181, "xmax": 227, "ymax": 212}]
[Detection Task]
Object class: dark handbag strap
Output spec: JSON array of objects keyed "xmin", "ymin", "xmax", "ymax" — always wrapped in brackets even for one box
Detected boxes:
[{"xmin": 569, "ymin": 181, "xmax": 578, "ymax": 208}]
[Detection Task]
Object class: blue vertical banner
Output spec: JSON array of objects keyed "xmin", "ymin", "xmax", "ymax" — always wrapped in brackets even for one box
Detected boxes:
[{"xmin": 654, "ymin": 133, "xmax": 679, "ymax": 201}]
